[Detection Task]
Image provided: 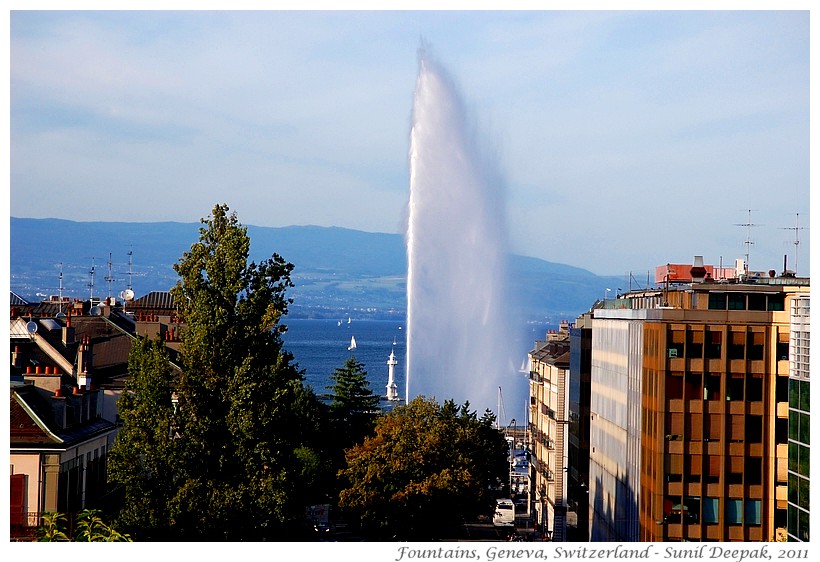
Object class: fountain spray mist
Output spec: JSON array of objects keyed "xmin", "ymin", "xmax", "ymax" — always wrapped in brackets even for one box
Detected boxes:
[{"xmin": 406, "ymin": 48, "xmax": 525, "ymax": 417}]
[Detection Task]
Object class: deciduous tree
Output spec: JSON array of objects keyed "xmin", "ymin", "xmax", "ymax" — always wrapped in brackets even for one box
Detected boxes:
[{"xmin": 338, "ymin": 396, "xmax": 509, "ymax": 540}]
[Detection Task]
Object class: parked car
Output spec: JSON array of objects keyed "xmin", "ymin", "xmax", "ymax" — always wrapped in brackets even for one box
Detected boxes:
[{"xmin": 493, "ymin": 499, "xmax": 515, "ymax": 527}]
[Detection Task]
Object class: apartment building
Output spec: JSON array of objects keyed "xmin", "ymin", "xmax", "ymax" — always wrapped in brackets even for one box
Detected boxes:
[
  {"xmin": 528, "ymin": 321, "xmax": 571, "ymax": 541},
  {"xmin": 585, "ymin": 259, "xmax": 809, "ymax": 542}
]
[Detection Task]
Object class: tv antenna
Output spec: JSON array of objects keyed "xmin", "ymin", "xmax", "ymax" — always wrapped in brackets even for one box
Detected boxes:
[
  {"xmin": 104, "ymin": 252, "xmax": 117, "ymax": 299},
  {"xmin": 734, "ymin": 209, "xmax": 762, "ymax": 274},
  {"xmin": 780, "ymin": 213, "xmax": 807, "ymax": 275},
  {"xmin": 119, "ymin": 249, "xmax": 135, "ymax": 293},
  {"xmin": 56, "ymin": 262, "xmax": 64, "ymax": 316},
  {"xmin": 88, "ymin": 258, "xmax": 96, "ymax": 302}
]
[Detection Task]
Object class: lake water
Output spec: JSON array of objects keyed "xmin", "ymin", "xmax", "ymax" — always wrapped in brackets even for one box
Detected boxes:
[
  {"xmin": 281, "ymin": 318, "xmax": 406, "ymax": 402},
  {"xmin": 281, "ymin": 317, "xmax": 549, "ymax": 421}
]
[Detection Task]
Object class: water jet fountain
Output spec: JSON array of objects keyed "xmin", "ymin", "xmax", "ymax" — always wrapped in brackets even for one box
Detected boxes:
[{"xmin": 405, "ymin": 48, "xmax": 525, "ymax": 417}]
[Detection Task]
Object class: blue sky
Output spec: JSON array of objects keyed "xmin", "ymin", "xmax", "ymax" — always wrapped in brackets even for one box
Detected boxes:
[{"xmin": 9, "ymin": 7, "xmax": 812, "ymax": 276}]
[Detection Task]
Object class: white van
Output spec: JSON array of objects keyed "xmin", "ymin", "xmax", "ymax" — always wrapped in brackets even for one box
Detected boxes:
[{"xmin": 493, "ymin": 498, "xmax": 515, "ymax": 527}]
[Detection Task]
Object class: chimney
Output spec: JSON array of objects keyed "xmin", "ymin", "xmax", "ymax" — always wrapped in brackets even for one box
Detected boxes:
[
  {"xmin": 62, "ymin": 311, "xmax": 75, "ymax": 345},
  {"xmin": 11, "ymin": 345, "xmax": 21, "ymax": 368},
  {"xmin": 77, "ymin": 335, "xmax": 92, "ymax": 375},
  {"xmin": 690, "ymin": 256, "xmax": 706, "ymax": 282}
]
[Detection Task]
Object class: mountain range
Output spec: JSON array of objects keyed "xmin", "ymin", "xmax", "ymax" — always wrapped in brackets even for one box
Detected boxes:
[{"xmin": 10, "ymin": 217, "xmax": 628, "ymax": 322}]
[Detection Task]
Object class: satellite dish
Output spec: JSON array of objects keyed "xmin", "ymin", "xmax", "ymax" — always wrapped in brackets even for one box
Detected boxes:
[
  {"xmin": 124, "ymin": 289, "xmax": 135, "ymax": 301},
  {"xmin": 55, "ymin": 312, "xmax": 67, "ymax": 319},
  {"xmin": 90, "ymin": 306, "xmax": 102, "ymax": 316},
  {"xmin": 26, "ymin": 321, "xmax": 38, "ymax": 334}
]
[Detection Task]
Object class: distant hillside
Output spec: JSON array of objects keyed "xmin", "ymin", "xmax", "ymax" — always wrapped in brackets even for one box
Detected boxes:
[{"xmin": 10, "ymin": 217, "xmax": 624, "ymax": 322}]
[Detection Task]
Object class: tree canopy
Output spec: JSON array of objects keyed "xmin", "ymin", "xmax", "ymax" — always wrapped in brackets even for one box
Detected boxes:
[
  {"xmin": 110, "ymin": 204, "xmax": 329, "ymax": 540},
  {"xmin": 338, "ymin": 396, "xmax": 510, "ymax": 540}
]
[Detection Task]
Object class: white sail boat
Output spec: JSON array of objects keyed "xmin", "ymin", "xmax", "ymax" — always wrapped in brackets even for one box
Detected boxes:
[{"xmin": 348, "ymin": 336, "xmax": 357, "ymax": 351}]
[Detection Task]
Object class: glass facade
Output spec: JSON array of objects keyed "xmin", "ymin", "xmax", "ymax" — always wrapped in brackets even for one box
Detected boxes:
[{"xmin": 787, "ymin": 296, "xmax": 809, "ymax": 542}]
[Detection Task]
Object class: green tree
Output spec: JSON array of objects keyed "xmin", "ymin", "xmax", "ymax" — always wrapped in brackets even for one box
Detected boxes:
[
  {"xmin": 328, "ymin": 356, "xmax": 380, "ymax": 448},
  {"xmin": 108, "ymin": 337, "xmax": 177, "ymax": 539},
  {"xmin": 166, "ymin": 203, "xmax": 328, "ymax": 540},
  {"xmin": 338, "ymin": 396, "xmax": 509, "ymax": 540},
  {"xmin": 109, "ymin": 204, "xmax": 329, "ymax": 540}
]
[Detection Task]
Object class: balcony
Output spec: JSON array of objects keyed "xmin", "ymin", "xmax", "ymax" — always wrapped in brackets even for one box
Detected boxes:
[{"xmin": 9, "ymin": 511, "xmax": 41, "ymax": 541}]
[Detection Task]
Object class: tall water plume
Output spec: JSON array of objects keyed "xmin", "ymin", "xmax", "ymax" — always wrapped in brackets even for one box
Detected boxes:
[{"xmin": 406, "ymin": 49, "xmax": 524, "ymax": 417}]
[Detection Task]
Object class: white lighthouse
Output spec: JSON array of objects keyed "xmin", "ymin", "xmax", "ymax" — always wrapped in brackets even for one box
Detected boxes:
[{"xmin": 386, "ymin": 346, "xmax": 399, "ymax": 401}]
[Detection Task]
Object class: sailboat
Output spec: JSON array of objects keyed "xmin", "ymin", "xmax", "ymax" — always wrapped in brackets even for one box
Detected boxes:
[{"xmin": 348, "ymin": 336, "xmax": 357, "ymax": 351}]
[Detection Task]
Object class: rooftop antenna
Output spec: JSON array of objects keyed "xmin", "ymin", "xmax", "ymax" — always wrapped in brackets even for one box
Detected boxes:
[
  {"xmin": 88, "ymin": 257, "xmax": 96, "ymax": 303},
  {"xmin": 104, "ymin": 252, "xmax": 116, "ymax": 299},
  {"xmin": 734, "ymin": 209, "xmax": 762, "ymax": 274},
  {"xmin": 57, "ymin": 262, "xmax": 64, "ymax": 315},
  {"xmin": 780, "ymin": 213, "xmax": 807, "ymax": 275},
  {"xmin": 126, "ymin": 249, "xmax": 134, "ymax": 291}
]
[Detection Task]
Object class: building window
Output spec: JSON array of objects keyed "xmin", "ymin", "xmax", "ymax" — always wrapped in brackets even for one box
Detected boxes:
[
  {"xmin": 684, "ymin": 496, "xmax": 700, "ymax": 524},
  {"xmin": 666, "ymin": 454, "xmax": 683, "ymax": 482},
  {"xmin": 666, "ymin": 373, "xmax": 684, "ymax": 400},
  {"xmin": 728, "ymin": 293, "xmax": 745, "ymax": 310},
  {"xmin": 789, "ymin": 442, "xmax": 798, "ymax": 473},
  {"xmin": 703, "ymin": 498, "xmax": 719, "ymax": 524},
  {"xmin": 685, "ymin": 373, "xmax": 702, "ymax": 401},
  {"xmin": 798, "ymin": 444, "xmax": 809, "ymax": 478},
  {"xmin": 746, "ymin": 415, "xmax": 763, "ymax": 443},
  {"xmin": 799, "ymin": 380, "xmax": 810, "ymax": 412},
  {"xmin": 799, "ymin": 476, "xmax": 809, "ymax": 511},
  {"xmin": 744, "ymin": 457, "xmax": 762, "ymax": 485},
  {"xmin": 728, "ymin": 332, "xmax": 745, "ymax": 359},
  {"xmin": 746, "ymin": 377, "xmax": 763, "ymax": 401},
  {"xmin": 776, "ymin": 340, "xmax": 789, "ymax": 361},
  {"xmin": 726, "ymin": 499, "xmax": 743, "ymax": 524},
  {"xmin": 747, "ymin": 293, "xmax": 766, "ymax": 311},
  {"xmin": 708, "ymin": 293, "xmax": 727, "ymax": 310},
  {"xmin": 687, "ymin": 331, "xmax": 703, "ymax": 359},
  {"xmin": 747, "ymin": 332, "xmax": 765, "ymax": 360},
  {"xmin": 668, "ymin": 329, "xmax": 685, "ymax": 358},
  {"xmin": 705, "ymin": 331, "xmax": 722, "ymax": 359},
  {"xmin": 767, "ymin": 293, "xmax": 785, "ymax": 311},
  {"xmin": 745, "ymin": 500, "xmax": 761, "ymax": 525},
  {"xmin": 705, "ymin": 374, "xmax": 721, "ymax": 400},
  {"xmin": 727, "ymin": 376, "xmax": 744, "ymax": 401},
  {"xmin": 799, "ymin": 412, "xmax": 810, "ymax": 444}
]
